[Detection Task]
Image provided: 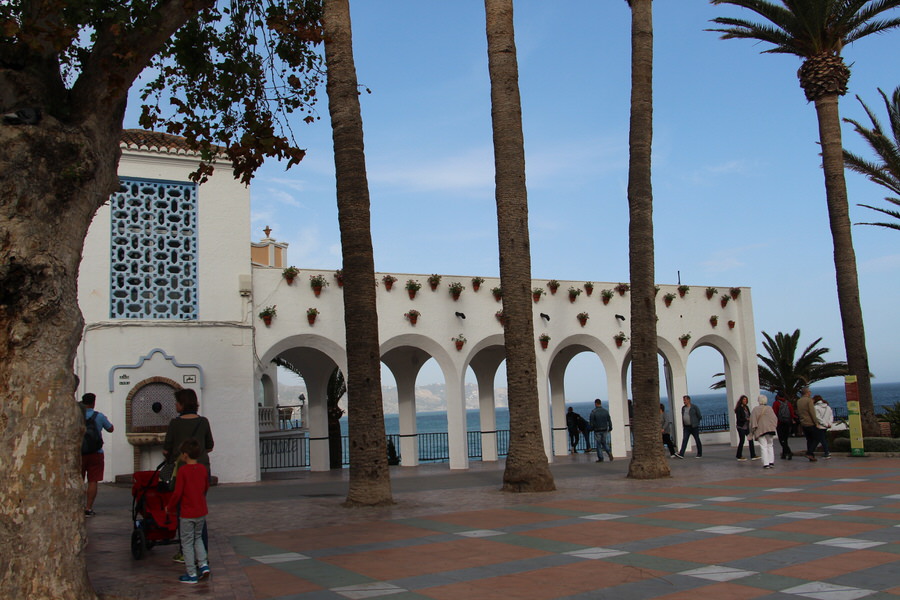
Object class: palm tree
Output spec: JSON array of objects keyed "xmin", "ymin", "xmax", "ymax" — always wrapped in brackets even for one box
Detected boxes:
[
  {"xmin": 844, "ymin": 86, "xmax": 900, "ymax": 230},
  {"xmin": 625, "ymin": 0, "xmax": 669, "ymax": 480},
  {"xmin": 484, "ymin": 0, "xmax": 555, "ymax": 492},
  {"xmin": 709, "ymin": 0, "xmax": 900, "ymax": 436},
  {"xmin": 322, "ymin": 0, "xmax": 392, "ymax": 505},
  {"xmin": 711, "ymin": 329, "xmax": 850, "ymax": 399}
]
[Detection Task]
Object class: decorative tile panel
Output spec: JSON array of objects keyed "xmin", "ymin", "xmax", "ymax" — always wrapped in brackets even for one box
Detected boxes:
[{"xmin": 109, "ymin": 178, "xmax": 198, "ymax": 319}]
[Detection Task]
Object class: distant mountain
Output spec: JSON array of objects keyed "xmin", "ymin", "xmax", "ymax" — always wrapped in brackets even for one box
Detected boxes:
[{"xmin": 276, "ymin": 382, "xmax": 508, "ymax": 414}]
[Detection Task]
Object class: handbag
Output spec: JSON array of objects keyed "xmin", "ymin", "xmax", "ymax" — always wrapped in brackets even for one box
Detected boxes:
[{"xmin": 158, "ymin": 460, "xmax": 180, "ymax": 492}]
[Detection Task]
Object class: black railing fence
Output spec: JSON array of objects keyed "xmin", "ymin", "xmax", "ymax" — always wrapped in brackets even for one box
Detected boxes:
[{"xmin": 260, "ymin": 411, "xmax": 764, "ymax": 471}]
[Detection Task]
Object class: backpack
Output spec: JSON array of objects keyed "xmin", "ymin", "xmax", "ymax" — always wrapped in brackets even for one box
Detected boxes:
[
  {"xmin": 81, "ymin": 412, "xmax": 103, "ymax": 455},
  {"xmin": 777, "ymin": 400, "xmax": 792, "ymax": 424}
]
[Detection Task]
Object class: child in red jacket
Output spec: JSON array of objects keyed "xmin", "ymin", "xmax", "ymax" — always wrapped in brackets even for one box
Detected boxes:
[{"xmin": 166, "ymin": 438, "xmax": 210, "ymax": 584}]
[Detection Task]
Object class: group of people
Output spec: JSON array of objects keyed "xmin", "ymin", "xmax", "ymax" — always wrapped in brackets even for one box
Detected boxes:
[
  {"xmin": 568, "ymin": 387, "xmax": 836, "ymax": 468},
  {"xmin": 733, "ymin": 387, "xmax": 834, "ymax": 467},
  {"xmin": 79, "ymin": 388, "xmax": 215, "ymax": 584}
]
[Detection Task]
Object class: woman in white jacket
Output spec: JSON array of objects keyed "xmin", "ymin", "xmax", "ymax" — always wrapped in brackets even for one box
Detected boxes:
[
  {"xmin": 813, "ymin": 395, "xmax": 834, "ymax": 459},
  {"xmin": 750, "ymin": 395, "xmax": 778, "ymax": 469}
]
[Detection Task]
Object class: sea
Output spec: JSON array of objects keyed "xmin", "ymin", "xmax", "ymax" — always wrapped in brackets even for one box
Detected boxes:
[{"xmin": 353, "ymin": 381, "xmax": 900, "ymax": 436}]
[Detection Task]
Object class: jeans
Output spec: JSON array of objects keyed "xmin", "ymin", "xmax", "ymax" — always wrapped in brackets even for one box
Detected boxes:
[
  {"xmin": 776, "ymin": 422, "xmax": 793, "ymax": 458},
  {"xmin": 679, "ymin": 425, "xmax": 702, "ymax": 457},
  {"xmin": 736, "ymin": 428, "xmax": 756, "ymax": 459},
  {"xmin": 757, "ymin": 433, "xmax": 775, "ymax": 466},
  {"xmin": 802, "ymin": 425, "xmax": 818, "ymax": 455},
  {"xmin": 594, "ymin": 431, "xmax": 612, "ymax": 461},
  {"xmin": 815, "ymin": 427, "xmax": 830, "ymax": 456},
  {"xmin": 568, "ymin": 429, "xmax": 580, "ymax": 451},
  {"xmin": 179, "ymin": 516, "xmax": 208, "ymax": 577},
  {"xmin": 662, "ymin": 433, "xmax": 676, "ymax": 456}
]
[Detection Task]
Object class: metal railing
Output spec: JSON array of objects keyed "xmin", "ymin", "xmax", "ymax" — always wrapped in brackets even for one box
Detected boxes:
[{"xmin": 259, "ymin": 414, "xmax": 734, "ymax": 471}]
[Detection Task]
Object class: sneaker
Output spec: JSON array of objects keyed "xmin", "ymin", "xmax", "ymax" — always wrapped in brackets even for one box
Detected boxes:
[
  {"xmin": 198, "ymin": 565, "xmax": 211, "ymax": 580},
  {"xmin": 596, "ymin": 459, "xmax": 603, "ymax": 463},
  {"xmin": 806, "ymin": 454, "xmax": 818, "ymax": 462},
  {"xmin": 172, "ymin": 552, "xmax": 185, "ymax": 564},
  {"xmin": 751, "ymin": 457, "xmax": 761, "ymax": 461},
  {"xmin": 179, "ymin": 574, "xmax": 198, "ymax": 585},
  {"xmin": 737, "ymin": 457, "xmax": 747, "ymax": 462},
  {"xmin": 763, "ymin": 464, "xmax": 773, "ymax": 469},
  {"xmin": 695, "ymin": 455, "xmax": 702, "ymax": 459},
  {"xmin": 824, "ymin": 455, "xmax": 832, "ymax": 460},
  {"xmin": 607, "ymin": 455, "xmax": 614, "ymax": 462},
  {"xmin": 674, "ymin": 454, "xmax": 684, "ymax": 459},
  {"xmin": 84, "ymin": 509, "xmax": 95, "ymax": 517}
]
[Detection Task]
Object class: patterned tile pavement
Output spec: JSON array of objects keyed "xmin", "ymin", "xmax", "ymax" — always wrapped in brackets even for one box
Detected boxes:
[{"xmin": 87, "ymin": 447, "xmax": 900, "ymax": 600}]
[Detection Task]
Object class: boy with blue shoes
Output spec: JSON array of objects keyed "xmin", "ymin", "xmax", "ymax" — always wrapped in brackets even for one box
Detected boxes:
[{"xmin": 166, "ymin": 438, "xmax": 211, "ymax": 584}]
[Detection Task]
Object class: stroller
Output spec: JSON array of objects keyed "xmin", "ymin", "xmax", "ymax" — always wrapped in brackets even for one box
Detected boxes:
[{"xmin": 130, "ymin": 462, "xmax": 180, "ymax": 559}]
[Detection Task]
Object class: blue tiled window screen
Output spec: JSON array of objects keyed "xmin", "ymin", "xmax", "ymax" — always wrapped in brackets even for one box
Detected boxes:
[{"xmin": 109, "ymin": 178, "xmax": 198, "ymax": 319}]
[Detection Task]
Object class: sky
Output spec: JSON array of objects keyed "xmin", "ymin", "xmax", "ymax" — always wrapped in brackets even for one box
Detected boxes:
[{"xmin": 126, "ymin": 1, "xmax": 900, "ymax": 401}]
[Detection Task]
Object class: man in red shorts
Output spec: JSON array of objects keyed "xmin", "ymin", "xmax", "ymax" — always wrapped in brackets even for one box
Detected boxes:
[{"xmin": 80, "ymin": 393, "xmax": 114, "ymax": 516}]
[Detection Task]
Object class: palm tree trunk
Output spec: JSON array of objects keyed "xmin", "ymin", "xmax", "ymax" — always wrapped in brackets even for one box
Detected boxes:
[
  {"xmin": 484, "ymin": 0, "xmax": 554, "ymax": 493},
  {"xmin": 322, "ymin": 0, "xmax": 392, "ymax": 505},
  {"xmin": 625, "ymin": 0, "xmax": 668, "ymax": 479},
  {"xmin": 813, "ymin": 93, "xmax": 878, "ymax": 436}
]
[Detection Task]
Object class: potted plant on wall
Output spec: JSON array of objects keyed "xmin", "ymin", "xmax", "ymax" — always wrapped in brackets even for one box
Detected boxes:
[
  {"xmin": 282, "ymin": 266, "xmax": 299, "ymax": 285},
  {"xmin": 448, "ymin": 281, "xmax": 465, "ymax": 300},
  {"xmin": 584, "ymin": 281, "xmax": 594, "ymax": 296},
  {"xmin": 547, "ymin": 279, "xmax": 560, "ymax": 294},
  {"xmin": 679, "ymin": 333, "xmax": 691, "ymax": 348},
  {"xmin": 677, "ymin": 284, "xmax": 690, "ymax": 298},
  {"xmin": 452, "ymin": 334, "xmax": 466, "ymax": 351},
  {"xmin": 334, "ymin": 269, "xmax": 343, "ymax": 287},
  {"xmin": 539, "ymin": 333, "xmax": 550, "ymax": 349},
  {"xmin": 615, "ymin": 282, "xmax": 630, "ymax": 296},
  {"xmin": 428, "ymin": 274, "xmax": 442, "ymax": 291},
  {"xmin": 306, "ymin": 307, "xmax": 319, "ymax": 325},
  {"xmin": 728, "ymin": 320, "xmax": 736, "ymax": 329},
  {"xmin": 710, "ymin": 315, "xmax": 718, "ymax": 327},
  {"xmin": 663, "ymin": 292, "xmax": 676, "ymax": 307},
  {"xmin": 382, "ymin": 274, "xmax": 397, "ymax": 291},
  {"xmin": 720, "ymin": 294, "xmax": 730, "ymax": 308},
  {"xmin": 613, "ymin": 331, "xmax": 628, "ymax": 348},
  {"xmin": 705, "ymin": 286, "xmax": 717, "ymax": 300},
  {"xmin": 405, "ymin": 279, "xmax": 421, "ymax": 299},
  {"xmin": 729, "ymin": 287, "xmax": 741, "ymax": 300},
  {"xmin": 259, "ymin": 305, "xmax": 277, "ymax": 326},
  {"xmin": 532, "ymin": 287, "xmax": 544, "ymax": 303},
  {"xmin": 568, "ymin": 286, "xmax": 582, "ymax": 303},
  {"xmin": 495, "ymin": 310, "xmax": 505, "ymax": 326},
  {"xmin": 577, "ymin": 312, "xmax": 589, "ymax": 327},
  {"xmin": 601, "ymin": 289, "xmax": 614, "ymax": 304},
  {"xmin": 471, "ymin": 276, "xmax": 484, "ymax": 292},
  {"xmin": 491, "ymin": 286, "xmax": 503, "ymax": 302},
  {"xmin": 405, "ymin": 309, "xmax": 420, "ymax": 325},
  {"xmin": 309, "ymin": 274, "xmax": 328, "ymax": 296}
]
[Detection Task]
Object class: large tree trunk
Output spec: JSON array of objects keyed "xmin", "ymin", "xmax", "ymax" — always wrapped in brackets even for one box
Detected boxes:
[
  {"xmin": 813, "ymin": 93, "xmax": 879, "ymax": 436},
  {"xmin": 625, "ymin": 0, "xmax": 668, "ymax": 479},
  {"xmin": 1, "ymin": 117, "xmax": 123, "ymax": 598},
  {"xmin": 484, "ymin": 0, "xmax": 555, "ymax": 493},
  {"xmin": 322, "ymin": 0, "xmax": 392, "ymax": 505}
]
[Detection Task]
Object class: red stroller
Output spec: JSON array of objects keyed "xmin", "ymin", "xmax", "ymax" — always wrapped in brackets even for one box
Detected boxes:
[{"xmin": 130, "ymin": 463, "xmax": 180, "ymax": 559}]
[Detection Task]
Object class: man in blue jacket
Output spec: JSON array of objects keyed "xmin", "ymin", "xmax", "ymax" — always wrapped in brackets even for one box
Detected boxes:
[
  {"xmin": 589, "ymin": 399, "xmax": 613, "ymax": 463},
  {"xmin": 676, "ymin": 395, "xmax": 702, "ymax": 458}
]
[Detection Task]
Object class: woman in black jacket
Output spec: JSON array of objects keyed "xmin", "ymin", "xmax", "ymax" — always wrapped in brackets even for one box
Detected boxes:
[{"xmin": 734, "ymin": 395, "xmax": 756, "ymax": 461}]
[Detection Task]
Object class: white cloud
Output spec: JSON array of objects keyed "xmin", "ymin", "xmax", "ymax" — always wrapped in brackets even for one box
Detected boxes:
[{"xmin": 861, "ymin": 254, "xmax": 900, "ymax": 272}]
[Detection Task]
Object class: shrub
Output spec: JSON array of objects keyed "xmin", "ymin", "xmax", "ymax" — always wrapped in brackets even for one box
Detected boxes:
[{"xmin": 832, "ymin": 437, "xmax": 900, "ymax": 453}]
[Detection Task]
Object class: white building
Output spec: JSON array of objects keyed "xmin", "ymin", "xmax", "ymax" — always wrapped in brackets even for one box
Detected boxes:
[{"xmin": 76, "ymin": 131, "xmax": 760, "ymax": 484}]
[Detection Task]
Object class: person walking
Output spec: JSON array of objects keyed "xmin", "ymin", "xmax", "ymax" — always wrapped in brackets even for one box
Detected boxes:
[
  {"xmin": 565, "ymin": 407, "xmax": 581, "ymax": 454},
  {"xmin": 750, "ymin": 394, "xmax": 778, "ymax": 469},
  {"xmin": 589, "ymin": 399, "xmax": 613, "ymax": 463},
  {"xmin": 660, "ymin": 403, "xmax": 676, "ymax": 457},
  {"xmin": 814, "ymin": 395, "xmax": 834, "ymax": 459},
  {"xmin": 734, "ymin": 395, "xmax": 757, "ymax": 461},
  {"xmin": 80, "ymin": 393, "xmax": 114, "ymax": 517},
  {"xmin": 772, "ymin": 391, "xmax": 796, "ymax": 460},
  {"xmin": 796, "ymin": 387, "xmax": 818, "ymax": 462},
  {"xmin": 675, "ymin": 395, "xmax": 702, "ymax": 458}
]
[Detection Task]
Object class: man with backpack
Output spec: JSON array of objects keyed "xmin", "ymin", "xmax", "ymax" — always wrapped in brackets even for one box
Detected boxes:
[
  {"xmin": 772, "ymin": 391, "xmax": 796, "ymax": 460},
  {"xmin": 80, "ymin": 393, "xmax": 114, "ymax": 516}
]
